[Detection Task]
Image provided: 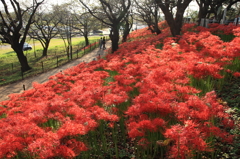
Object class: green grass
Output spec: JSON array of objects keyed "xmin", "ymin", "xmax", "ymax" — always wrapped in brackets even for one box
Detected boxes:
[
  {"xmin": 0, "ymin": 36, "xmax": 102, "ymax": 85},
  {"xmin": 216, "ymin": 34, "xmax": 236, "ymax": 42}
]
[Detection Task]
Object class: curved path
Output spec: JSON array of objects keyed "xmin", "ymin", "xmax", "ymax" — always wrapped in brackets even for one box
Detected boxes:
[{"xmin": 0, "ymin": 41, "xmax": 111, "ymax": 102}]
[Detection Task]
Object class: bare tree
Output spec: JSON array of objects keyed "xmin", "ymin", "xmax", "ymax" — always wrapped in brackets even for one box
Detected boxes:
[
  {"xmin": 28, "ymin": 8, "xmax": 62, "ymax": 57},
  {"xmin": 79, "ymin": 0, "xmax": 131, "ymax": 53},
  {"xmin": 134, "ymin": 0, "xmax": 162, "ymax": 35},
  {"xmin": 196, "ymin": 0, "xmax": 240, "ymax": 24},
  {"xmin": 0, "ymin": 0, "xmax": 44, "ymax": 72},
  {"xmin": 72, "ymin": 11, "xmax": 97, "ymax": 46},
  {"xmin": 53, "ymin": 3, "xmax": 77, "ymax": 60},
  {"xmin": 155, "ymin": 0, "xmax": 192, "ymax": 37}
]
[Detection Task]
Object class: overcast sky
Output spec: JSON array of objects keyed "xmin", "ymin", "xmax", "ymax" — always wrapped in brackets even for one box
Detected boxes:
[
  {"xmin": 47, "ymin": 0, "xmax": 71, "ymax": 5},
  {"xmin": 46, "ymin": 0, "xmax": 199, "ymax": 9},
  {"xmin": 0, "ymin": 0, "xmax": 199, "ymax": 14}
]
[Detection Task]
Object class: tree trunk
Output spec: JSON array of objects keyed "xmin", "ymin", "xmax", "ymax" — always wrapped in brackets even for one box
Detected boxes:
[
  {"xmin": 156, "ymin": 0, "xmax": 191, "ymax": 37},
  {"xmin": 110, "ymin": 26, "xmax": 120, "ymax": 53},
  {"xmin": 148, "ymin": 25, "xmax": 155, "ymax": 33},
  {"xmin": 122, "ymin": 20, "xmax": 131, "ymax": 43},
  {"xmin": 155, "ymin": 28, "xmax": 161, "ymax": 35},
  {"xmin": 154, "ymin": 24, "xmax": 161, "ymax": 35},
  {"xmin": 173, "ymin": 7, "xmax": 185, "ymax": 36},
  {"xmin": 154, "ymin": 5, "xmax": 161, "ymax": 35},
  {"xmin": 13, "ymin": 45, "xmax": 31, "ymax": 72},
  {"xmin": 163, "ymin": 11, "xmax": 179, "ymax": 37},
  {"xmin": 42, "ymin": 41, "xmax": 50, "ymax": 57},
  {"xmin": 67, "ymin": 44, "xmax": 73, "ymax": 60},
  {"xmin": 84, "ymin": 34, "xmax": 89, "ymax": 46},
  {"xmin": 197, "ymin": 1, "xmax": 210, "ymax": 25}
]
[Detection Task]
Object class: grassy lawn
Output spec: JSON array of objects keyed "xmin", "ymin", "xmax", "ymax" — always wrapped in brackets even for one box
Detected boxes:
[
  {"xmin": 0, "ymin": 36, "xmax": 100, "ymax": 59},
  {"xmin": 0, "ymin": 36, "xmax": 101, "ymax": 85}
]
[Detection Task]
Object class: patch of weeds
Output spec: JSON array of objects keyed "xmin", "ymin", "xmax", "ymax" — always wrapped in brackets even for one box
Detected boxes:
[
  {"xmin": 155, "ymin": 43, "xmax": 163, "ymax": 49},
  {"xmin": 216, "ymin": 34, "xmax": 236, "ymax": 42},
  {"xmin": 215, "ymin": 77, "xmax": 240, "ymax": 159},
  {"xmin": 215, "ymin": 77, "xmax": 240, "ymax": 109}
]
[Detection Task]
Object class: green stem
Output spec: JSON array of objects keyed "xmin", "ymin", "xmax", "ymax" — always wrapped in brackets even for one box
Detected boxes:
[
  {"xmin": 99, "ymin": 121, "xmax": 107, "ymax": 152},
  {"xmin": 112, "ymin": 124, "xmax": 119, "ymax": 158}
]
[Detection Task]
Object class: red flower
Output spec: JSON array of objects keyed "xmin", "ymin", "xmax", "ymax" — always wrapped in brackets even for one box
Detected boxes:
[{"xmin": 233, "ymin": 72, "xmax": 240, "ymax": 77}]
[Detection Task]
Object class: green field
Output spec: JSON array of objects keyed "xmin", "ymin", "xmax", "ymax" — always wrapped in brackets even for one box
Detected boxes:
[
  {"xmin": 0, "ymin": 36, "xmax": 101, "ymax": 85},
  {"xmin": 0, "ymin": 36, "xmax": 100, "ymax": 59}
]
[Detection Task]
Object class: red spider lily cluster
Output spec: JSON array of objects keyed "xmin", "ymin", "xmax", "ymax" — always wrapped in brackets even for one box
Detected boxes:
[{"xmin": 0, "ymin": 22, "xmax": 239, "ymax": 158}]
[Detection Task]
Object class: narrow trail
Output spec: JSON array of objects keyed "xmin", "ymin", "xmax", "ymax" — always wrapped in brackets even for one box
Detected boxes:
[{"xmin": 0, "ymin": 41, "xmax": 111, "ymax": 102}]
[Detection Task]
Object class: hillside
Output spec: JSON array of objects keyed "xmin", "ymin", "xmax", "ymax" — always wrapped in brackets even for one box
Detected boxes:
[{"xmin": 0, "ymin": 22, "xmax": 240, "ymax": 159}]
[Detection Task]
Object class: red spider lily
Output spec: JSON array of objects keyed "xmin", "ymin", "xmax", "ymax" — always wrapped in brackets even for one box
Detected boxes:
[
  {"xmin": 164, "ymin": 121, "xmax": 212, "ymax": 159},
  {"xmin": 233, "ymin": 72, "xmax": 240, "ymax": 77},
  {"xmin": 138, "ymin": 138, "xmax": 150, "ymax": 148},
  {"xmin": 233, "ymin": 27, "xmax": 240, "ymax": 36},
  {"xmin": 0, "ymin": 21, "xmax": 239, "ymax": 158},
  {"xmin": 208, "ymin": 23, "xmax": 239, "ymax": 35},
  {"xmin": 56, "ymin": 139, "xmax": 88, "ymax": 158}
]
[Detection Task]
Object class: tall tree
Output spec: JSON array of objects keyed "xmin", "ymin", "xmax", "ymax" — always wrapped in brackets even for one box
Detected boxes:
[
  {"xmin": 72, "ymin": 11, "xmax": 97, "ymax": 46},
  {"xmin": 121, "ymin": 12, "xmax": 133, "ymax": 43},
  {"xmin": 0, "ymin": 0, "xmax": 44, "ymax": 72},
  {"xmin": 28, "ymin": 7, "xmax": 62, "ymax": 57},
  {"xmin": 196, "ymin": 0, "xmax": 211, "ymax": 25},
  {"xmin": 196, "ymin": 0, "xmax": 240, "ymax": 24},
  {"xmin": 54, "ymin": 3, "xmax": 76, "ymax": 60},
  {"xmin": 79, "ymin": 0, "xmax": 131, "ymax": 53},
  {"xmin": 225, "ymin": 1, "xmax": 240, "ymax": 20},
  {"xmin": 155, "ymin": 0, "xmax": 192, "ymax": 37},
  {"xmin": 134, "ymin": 0, "xmax": 162, "ymax": 35}
]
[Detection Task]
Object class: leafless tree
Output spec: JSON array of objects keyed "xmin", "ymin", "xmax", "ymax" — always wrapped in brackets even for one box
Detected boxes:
[
  {"xmin": 72, "ymin": 11, "xmax": 98, "ymax": 46},
  {"xmin": 53, "ymin": 3, "xmax": 77, "ymax": 60},
  {"xmin": 0, "ymin": 0, "xmax": 44, "ymax": 72},
  {"xmin": 134, "ymin": 0, "xmax": 162, "ymax": 35},
  {"xmin": 28, "ymin": 6, "xmax": 62, "ymax": 57},
  {"xmin": 79, "ymin": 0, "xmax": 131, "ymax": 53},
  {"xmin": 196, "ymin": 0, "xmax": 240, "ymax": 24}
]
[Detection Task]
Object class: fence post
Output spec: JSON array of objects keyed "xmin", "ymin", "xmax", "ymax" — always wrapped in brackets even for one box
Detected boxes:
[
  {"xmin": 41, "ymin": 61, "xmax": 44, "ymax": 72},
  {"xmin": 11, "ymin": 63, "xmax": 13, "ymax": 73},
  {"xmin": 23, "ymin": 84, "xmax": 25, "ymax": 91},
  {"xmin": 57, "ymin": 56, "xmax": 58, "ymax": 67},
  {"xmin": 77, "ymin": 50, "xmax": 78, "ymax": 58}
]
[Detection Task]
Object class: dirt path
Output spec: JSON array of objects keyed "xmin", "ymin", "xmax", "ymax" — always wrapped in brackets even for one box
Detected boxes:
[{"xmin": 0, "ymin": 41, "xmax": 111, "ymax": 102}]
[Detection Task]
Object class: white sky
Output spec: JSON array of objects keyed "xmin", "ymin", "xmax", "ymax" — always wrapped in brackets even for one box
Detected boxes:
[
  {"xmin": 0, "ymin": 0, "xmax": 199, "ymax": 15},
  {"xmin": 46, "ymin": 0, "xmax": 199, "ymax": 9},
  {"xmin": 0, "ymin": 0, "xmax": 199, "ymax": 11},
  {"xmin": 46, "ymin": 0, "xmax": 72, "ymax": 5}
]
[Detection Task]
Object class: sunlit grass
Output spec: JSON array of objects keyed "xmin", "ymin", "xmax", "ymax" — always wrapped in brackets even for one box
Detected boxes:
[
  {"xmin": 0, "ymin": 36, "xmax": 102, "ymax": 85},
  {"xmin": 0, "ymin": 36, "xmax": 99, "ymax": 55}
]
